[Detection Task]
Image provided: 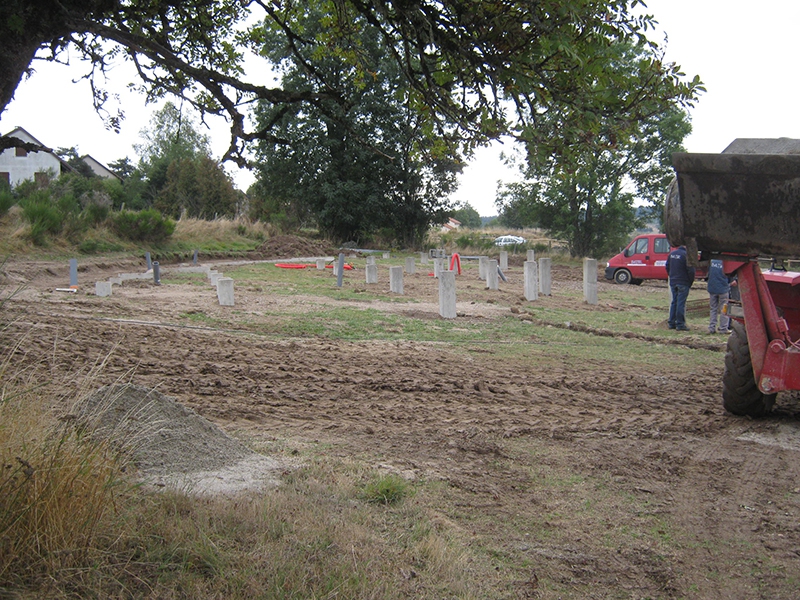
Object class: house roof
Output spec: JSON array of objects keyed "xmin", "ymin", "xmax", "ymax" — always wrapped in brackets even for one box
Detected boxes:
[
  {"xmin": 80, "ymin": 154, "xmax": 122, "ymax": 181},
  {"xmin": 2, "ymin": 126, "xmax": 72, "ymax": 172},
  {"xmin": 4, "ymin": 126, "xmax": 47, "ymax": 147}
]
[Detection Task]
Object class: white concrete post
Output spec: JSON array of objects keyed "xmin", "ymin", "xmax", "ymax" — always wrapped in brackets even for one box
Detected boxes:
[
  {"xmin": 209, "ymin": 271, "xmax": 222, "ymax": 286},
  {"xmin": 524, "ymin": 260, "xmax": 538, "ymax": 301},
  {"xmin": 433, "ymin": 257, "xmax": 443, "ymax": 278},
  {"xmin": 438, "ymin": 270, "xmax": 457, "ymax": 319},
  {"xmin": 527, "ymin": 249, "xmax": 536, "ymax": 263},
  {"xmin": 382, "ymin": 252, "xmax": 391, "ymax": 259},
  {"xmin": 366, "ymin": 263, "xmax": 378, "ymax": 284},
  {"xmin": 583, "ymin": 258, "xmax": 598, "ymax": 305},
  {"xmin": 420, "ymin": 252, "xmax": 429, "ymax": 265},
  {"xmin": 389, "ymin": 265, "xmax": 404, "ymax": 294},
  {"xmin": 499, "ymin": 251, "xmax": 508, "ymax": 271},
  {"xmin": 479, "ymin": 256, "xmax": 489, "ymax": 280},
  {"xmin": 486, "ymin": 259, "xmax": 499, "ymax": 290},
  {"xmin": 217, "ymin": 277, "xmax": 235, "ymax": 306},
  {"xmin": 366, "ymin": 255, "xmax": 376, "ymax": 266},
  {"xmin": 538, "ymin": 257, "xmax": 552, "ymax": 295},
  {"xmin": 95, "ymin": 281, "xmax": 112, "ymax": 297},
  {"xmin": 316, "ymin": 259, "xmax": 325, "ymax": 270},
  {"xmin": 405, "ymin": 256, "xmax": 416, "ymax": 274}
]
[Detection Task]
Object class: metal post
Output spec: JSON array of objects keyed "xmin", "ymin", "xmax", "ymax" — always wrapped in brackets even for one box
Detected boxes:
[
  {"xmin": 69, "ymin": 258, "xmax": 78, "ymax": 286},
  {"xmin": 153, "ymin": 261, "xmax": 161, "ymax": 285},
  {"xmin": 146, "ymin": 252, "xmax": 152, "ymax": 271}
]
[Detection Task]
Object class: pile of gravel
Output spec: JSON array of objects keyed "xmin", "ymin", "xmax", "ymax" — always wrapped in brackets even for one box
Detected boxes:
[{"xmin": 73, "ymin": 384, "xmax": 283, "ymax": 495}]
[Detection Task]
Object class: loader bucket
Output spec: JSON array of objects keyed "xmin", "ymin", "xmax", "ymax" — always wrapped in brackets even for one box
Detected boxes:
[{"xmin": 666, "ymin": 141, "xmax": 800, "ymax": 258}]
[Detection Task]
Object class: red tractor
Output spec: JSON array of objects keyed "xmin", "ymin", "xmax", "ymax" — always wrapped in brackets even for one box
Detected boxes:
[{"xmin": 666, "ymin": 138, "xmax": 800, "ymax": 416}]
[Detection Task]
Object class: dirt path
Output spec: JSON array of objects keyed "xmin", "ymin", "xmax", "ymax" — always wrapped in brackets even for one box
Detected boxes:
[{"xmin": 2, "ymin": 254, "xmax": 799, "ymax": 598}]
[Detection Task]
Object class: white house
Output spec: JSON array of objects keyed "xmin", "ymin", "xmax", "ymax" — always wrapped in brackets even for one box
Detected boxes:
[
  {"xmin": 81, "ymin": 154, "xmax": 122, "ymax": 182},
  {"xmin": 0, "ymin": 127, "xmax": 66, "ymax": 187},
  {"xmin": 0, "ymin": 127, "xmax": 119, "ymax": 188}
]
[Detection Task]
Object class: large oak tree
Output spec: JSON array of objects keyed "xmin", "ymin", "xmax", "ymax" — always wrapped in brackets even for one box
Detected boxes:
[{"xmin": 1, "ymin": 1, "xmax": 702, "ymax": 164}]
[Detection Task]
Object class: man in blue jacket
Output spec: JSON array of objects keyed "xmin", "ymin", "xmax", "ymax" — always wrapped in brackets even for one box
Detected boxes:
[
  {"xmin": 707, "ymin": 259, "xmax": 731, "ymax": 334},
  {"xmin": 665, "ymin": 245, "xmax": 695, "ymax": 331}
]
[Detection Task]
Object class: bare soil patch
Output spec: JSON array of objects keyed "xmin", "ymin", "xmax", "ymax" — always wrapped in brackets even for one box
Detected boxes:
[{"xmin": 2, "ymin": 254, "xmax": 799, "ymax": 598}]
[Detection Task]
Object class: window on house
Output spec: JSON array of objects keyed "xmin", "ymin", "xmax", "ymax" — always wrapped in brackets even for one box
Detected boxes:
[
  {"xmin": 15, "ymin": 147, "xmax": 27, "ymax": 157},
  {"xmin": 0, "ymin": 172, "xmax": 9, "ymax": 185}
]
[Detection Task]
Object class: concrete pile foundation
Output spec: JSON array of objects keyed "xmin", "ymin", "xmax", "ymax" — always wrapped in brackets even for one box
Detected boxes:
[
  {"xmin": 216, "ymin": 277, "xmax": 235, "ymax": 306},
  {"xmin": 499, "ymin": 251, "xmax": 508, "ymax": 270},
  {"xmin": 583, "ymin": 258, "xmax": 598, "ymax": 305},
  {"xmin": 538, "ymin": 258, "xmax": 552, "ymax": 295},
  {"xmin": 486, "ymin": 260, "xmax": 499, "ymax": 290},
  {"xmin": 524, "ymin": 260, "xmax": 538, "ymax": 301},
  {"xmin": 366, "ymin": 264, "xmax": 378, "ymax": 284},
  {"xmin": 389, "ymin": 266, "xmax": 404, "ymax": 294},
  {"xmin": 438, "ymin": 271, "xmax": 456, "ymax": 319}
]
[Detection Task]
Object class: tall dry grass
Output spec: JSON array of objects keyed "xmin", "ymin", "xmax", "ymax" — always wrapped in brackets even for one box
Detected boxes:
[
  {"xmin": 172, "ymin": 216, "xmax": 277, "ymax": 247},
  {"xmin": 0, "ymin": 341, "xmax": 130, "ymax": 588}
]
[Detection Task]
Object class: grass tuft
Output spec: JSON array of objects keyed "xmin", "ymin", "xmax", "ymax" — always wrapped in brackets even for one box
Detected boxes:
[{"xmin": 361, "ymin": 473, "xmax": 411, "ymax": 505}]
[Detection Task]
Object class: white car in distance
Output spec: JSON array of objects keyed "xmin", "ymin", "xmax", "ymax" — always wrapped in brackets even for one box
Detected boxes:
[{"xmin": 494, "ymin": 235, "xmax": 526, "ymax": 247}]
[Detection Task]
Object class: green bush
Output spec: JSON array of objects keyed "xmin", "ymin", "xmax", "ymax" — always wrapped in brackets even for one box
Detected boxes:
[
  {"xmin": 111, "ymin": 209, "xmax": 176, "ymax": 243},
  {"xmin": 0, "ymin": 189, "xmax": 13, "ymax": 217},
  {"xmin": 83, "ymin": 203, "xmax": 110, "ymax": 226},
  {"xmin": 19, "ymin": 190, "xmax": 62, "ymax": 246}
]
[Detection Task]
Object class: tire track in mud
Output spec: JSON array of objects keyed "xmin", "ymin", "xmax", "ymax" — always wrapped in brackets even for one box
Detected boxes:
[{"xmin": 5, "ymin": 305, "xmax": 723, "ymax": 445}]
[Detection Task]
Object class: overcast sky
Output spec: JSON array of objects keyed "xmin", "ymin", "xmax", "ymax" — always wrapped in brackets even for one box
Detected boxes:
[{"xmin": 2, "ymin": 1, "xmax": 799, "ymax": 217}]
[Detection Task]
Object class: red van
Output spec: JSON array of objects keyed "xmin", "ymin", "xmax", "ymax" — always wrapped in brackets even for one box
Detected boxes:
[{"xmin": 605, "ymin": 233, "xmax": 700, "ymax": 285}]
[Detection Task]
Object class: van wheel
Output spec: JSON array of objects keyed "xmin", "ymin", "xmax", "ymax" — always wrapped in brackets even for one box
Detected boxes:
[
  {"xmin": 613, "ymin": 269, "xmax": 632, "ymax": 285},
  {"xmin": 722, "ymin": 322, "xmax": 776, "ymax": 417}
]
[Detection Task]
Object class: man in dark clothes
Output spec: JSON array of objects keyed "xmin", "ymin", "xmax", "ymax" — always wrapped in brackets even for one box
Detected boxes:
[{"xmin": 665, "ymin": 245, "xmax": 695, "ymax": 331}]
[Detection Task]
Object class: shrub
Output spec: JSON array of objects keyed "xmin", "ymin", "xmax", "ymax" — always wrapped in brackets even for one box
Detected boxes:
[
  {"xmin": 18, "ymin": 190, "xmax": 62, "ymax": 245},
  {"xmin": 111, "ymin": 209, "xmax": 176, "ymax": 243},
  {"xmin": 0, "ymin": 189, "xmax": 13, "ymax": 217}
]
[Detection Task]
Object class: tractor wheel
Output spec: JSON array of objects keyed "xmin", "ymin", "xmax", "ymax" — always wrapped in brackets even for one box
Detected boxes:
[
  {"xmin": 613, "ymin": 269, "xmax": 632, "ymax": 285},
  {"xmin": 722, "ymin": 321, "xmax": 776, "ymax": 417}
]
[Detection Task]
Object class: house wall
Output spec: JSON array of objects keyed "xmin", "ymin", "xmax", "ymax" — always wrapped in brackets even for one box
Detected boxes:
[{"xmin": 0, "ymin": 129, "xmax": 62, "ymax": 187}]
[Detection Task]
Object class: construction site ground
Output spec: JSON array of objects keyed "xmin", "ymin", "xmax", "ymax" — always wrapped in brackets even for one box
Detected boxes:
[{"xmin": 2, "ymin": 245, "xmax": 799, "ymax": 599}]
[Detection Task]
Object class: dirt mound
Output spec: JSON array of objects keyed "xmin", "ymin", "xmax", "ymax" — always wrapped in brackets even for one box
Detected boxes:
[
  {"xmin": 254, "ymin": 234, "xmax": 335, "ymax": 260},
  {"xmin": 73, "ymin": 384, "xmax": 285, "ymax": 495}
]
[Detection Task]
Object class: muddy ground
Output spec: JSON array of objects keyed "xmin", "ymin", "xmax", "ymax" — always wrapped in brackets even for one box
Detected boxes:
[{"xmin": 1, "ymin": 246, "xmax": 799, "ymax": 599}]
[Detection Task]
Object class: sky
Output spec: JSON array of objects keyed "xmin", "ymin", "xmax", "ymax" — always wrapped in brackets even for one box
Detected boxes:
[{"xmin": 2, "ymin": 1, "xmax": 799, "ymax": 217}]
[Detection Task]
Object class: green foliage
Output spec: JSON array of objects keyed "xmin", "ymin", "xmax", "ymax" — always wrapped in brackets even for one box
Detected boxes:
[
  {"xmin": 498, "ymin": 44, "xmax": 694, "ymax": 259},
  {"xmin": 18, "ymin": 190, "xmax": 62, "ymax": 245},
  {"xmin": 361, "ymin": 474, "xmax": 410, "ymax": 505},
  {"xmin": 55, "ymin": 146, "xmax": 96, "ymax": 178},
  {"xmin": 0, "ymin": 188, "xmax": 13, "ymax": 216},
  {"xmin": 78, "ymin": 238, "xmax": 125, "ymax": 254},
  {"xmin": 155, "ymin": 156, "xmax": 238, "ymax": 219},
  {"xmin": 134, "ymin": 102, "xmax": 211, "ymax": 168},
  {"xmin": 452, "ymin": 203, "xmax": 482, "ymax": 229},
  {"xmin": 0, "ymin": 0, "xmax": 703, "ymax": 179},
  {"xmin": 453, "ymin": 232, "xmax": 493, "ymax": 251},
  {"xmin": 111, "ymin": 209, "xmax": 176, "ymax": 243},
  {"xmin": 253, "ymin": 6, "xmax": 460, "ymax": 246}
]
